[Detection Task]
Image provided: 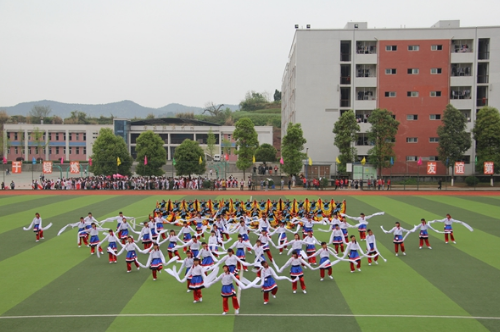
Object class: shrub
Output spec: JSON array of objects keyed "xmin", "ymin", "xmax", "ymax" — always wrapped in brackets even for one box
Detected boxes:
[{"xmin": 465, "ymin": 176, "xmax": 479, "ymax": 186}]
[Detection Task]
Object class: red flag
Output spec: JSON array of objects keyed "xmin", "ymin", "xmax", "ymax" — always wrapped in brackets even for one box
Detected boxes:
[
  {"xmin": 89, "ymin": 157, "xmax": 92, "ymax": 166},
  {"xmin": 280, "ymin": 156, "xmax": 284, "ymax": 165},
  {"xmin": 144, "ymin": 155, "xmax": 148, "ymax": 165},
  {"xmin": 2, "ymin": 156, "xmax": 6, "ymax": 164},
  {"xmin": 417, "ymin": 157, "xmax": 422, "ymax": 166},
  {"xmin": 61, "ymin": 157, "xmax": 64, "ymax": 164},
  {"xmin": 225, "ymin": 153, "xmax": 229, "ymax": 161}
]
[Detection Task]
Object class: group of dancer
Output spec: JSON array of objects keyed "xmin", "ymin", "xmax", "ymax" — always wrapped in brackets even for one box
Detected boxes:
[{"xmin": 25, "ymin": 198, "xmax": 474, "ymax": 315}]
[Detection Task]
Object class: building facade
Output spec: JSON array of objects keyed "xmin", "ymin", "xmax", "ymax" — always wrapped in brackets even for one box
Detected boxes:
[
  {"xmin": 3, "ymin": 119, "xmax": 273, "ymax": 163},
  {"xmin": 3, "ymin": 124, "xmax": 112, "ymax": 162},
  {"xmin": 120, "ymin": 118, "xmax": 273, "ymax": 162},
  {"xmin": 281, "ymin": 20, "xmax": 499, "ymax": 175}
]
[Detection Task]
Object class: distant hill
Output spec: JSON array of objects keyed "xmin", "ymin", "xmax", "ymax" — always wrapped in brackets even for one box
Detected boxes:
[{"xmin": 0, "ymin": 100, "xmax": 240, "ymax": 119}]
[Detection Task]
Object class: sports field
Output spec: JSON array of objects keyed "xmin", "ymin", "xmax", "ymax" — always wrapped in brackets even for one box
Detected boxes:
[{"xmin": 0, "ymin": 192, "xmax": 499, "ymax": 332}]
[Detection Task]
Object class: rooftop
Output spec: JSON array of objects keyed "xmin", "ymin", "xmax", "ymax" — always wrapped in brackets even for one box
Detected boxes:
[{"xmin": 130, "ymin": 118, "xmax": 219, "ymax": 127}]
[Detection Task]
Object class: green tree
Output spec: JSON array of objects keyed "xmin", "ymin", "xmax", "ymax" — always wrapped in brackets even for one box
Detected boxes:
[
  {"xmin": 135, "ymin": 130, "xmax": 167, "ymax": 176},
  {"xmin": 472, "ymin": 106, "xmax": 500, "ymax": 172},
  {"xmin": 29, "ymin": 105, "xmax": 51, "ymax": 124},
  {"xmin": 233, "ymin": 118, "xmax": 259, "ymax": 179},
  {"xmin": 65, "ymin": 111, "xmax": 88, "ymax": 124},
  {"xmin": 89, "ymin": 128, "xmax": 132, "ymax": 176},
  {"xmin": 437, "ymin": 104, "xmax": 471, "ymax": 179},
  {"xmin": 221, "ymin": 138, "xmax": 232, "ymax": 156},
  {"xmin": 333, "ymin": 110, "xmax": 360, "ymax": 173},
  {"xmin": 205, "ymin": 128, "xmax": 217, "ymax": 159},
  {"xmin": 51, "ymin": 116, "xmax": 63, "ymax": 124},
  {"xmin": 174, "ymin": 139, "xmax": 206, "ymax": 176},
  {"xmin": 281, "ymin": 123, "xmax": 307, "ymax": 176},
  {"xmin": 203, "ymin": 102, "xmax": 225, "ymax": 117},
  {"xmin": 0, "ymin": 110, "xmax": 9, "ymax": 156},
  {"xmin": 239, "ymin": 91, "xmax": 269, "ymax": 111},
  {"xmin": 367, "ymin": 109, "xmax": 400, "ymax": 176},
  {"xmin": 31, "ymin": 127, "xmax": 47, "ymax": 160},
  {"xmin": 273, "ymin": 89, "xmax": 281, "ymax": 102},
  {"xmin": 17, "ymin": 129, "xmax": 26, "ymax": 159},
  {"xmin": 255, "ymin": 143, "xmax": 277, "ymax": 164}
]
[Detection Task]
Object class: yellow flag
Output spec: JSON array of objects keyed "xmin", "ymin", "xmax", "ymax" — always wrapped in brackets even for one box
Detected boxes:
[
  {"xmin": 361, "ymin": 157, "xmax": 366, "ymax": 165},
  {"xmin": 336, "ymin": 157, "xmax": 341, "ymax": 164},
  {"xmin": 308, "ymin": 157, "xmax": 312, "ymax": 166},
  {"xmin": 117, "ymin": 157, "xmax": 121, "ymax": 166},
  {"xmin": 252, "ymin": 155, "xmax": 256, "ymax": 163},
  {"xmin": 199, "ymin": 156, "xmax": 202, "ymax": 164}
]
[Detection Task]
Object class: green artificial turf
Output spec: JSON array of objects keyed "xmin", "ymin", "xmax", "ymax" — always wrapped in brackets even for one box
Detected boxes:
[{"xmin": 0, "ymin": 194, "xmax": 499, "ymax": 332}]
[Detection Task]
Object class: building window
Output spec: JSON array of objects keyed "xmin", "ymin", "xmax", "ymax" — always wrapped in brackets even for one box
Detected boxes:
[
  {"xmin": 429, "ymin": 156, "xmax": 439, "ymax": 161},
  {"xmin": 407, "ymin": 68, "xmax": 419, "ymax": 74},
  {"xmin": 408, "ymin": 45, "xmax": 419, "ymax": 51},
  {"xmin": 431, "ymin": 68, "xmax": 442, "ymax": 74},
  {"xmin": 407, "ymin": 115, "xmax": 418, "ymax": 120},
  {"xmin": 64, "ymin": 133, "xmax": 66, "ymax": 141},
  {"xmin": 406, "ymin": 156, "xmax": 418, "ymax": 161},
  {"xmin": 63, "ymin": 148, "xmax": 66, "ymax": 155},
  {"xmin": 76, "ymin": 147, "xmax": 80, "ymax": 155},
  {"xmin": 69, "ymin": 148, "xmax": 72, "ymax": 154},
  {"xmin": 406, "ymin": 137, "xmax": 418, "ymax": 143},
  {"xmin": 460, "ymin": 156, "xmax": 471, "ymax": 164},
  {"xmin": 431, "ymin": 45, "xmax": 443, "ymax": 51},
  {"xmin": 429, "ymin": 137, "xmax": 439, "ymax": 143},
  {"xmin": 69, "ymin": 133, "xmax": 72, "ymax": 141},
  {"xmin": 83, "ymin": 148, "xmax": 87, "ymax": 155},
  {"xmin": 384, "ymin": 92, "xmax": 396, "ymax": 97},
  {"xmin": 35, "ymin": 147, "xmax": 39, "ymax": 154},
  {"xmin": 385, "ymin": 45, "xmax": 397, "ymax": 51},
  {"xmin": 76, "ymin": 133, "xmax": 79, "ymax": 140},
  {"xmin": 49, "ymin": 148, "xmax": 52, "ymax": 154},
  {"xmin": 56, "ymin": 147, "xmax": 59, "ymax": 154},
  {"xmin": 56, "ymin": 133, "xmax": 59, "ymax": 141},
  {"xmin": 430, "ymin": 114, "xmax": 441, "ymax": 120},
  {"xmin": 385, "ymin": 68, "xmax": 397, "ymax": 75},
  {"xmin": 407, "ymin": 91, "xmax": 419, "ymax": 97},
  {"xmin": 430, "ymin": 91, "xmax": 442, "ymax": 97},
  {"xmin": 83, "ymin": 134, "xmax": 86, "ymax": 141},
  {"xmin": 14, "ymin": 133, "xmax": 18, "ymax": 140},
  {"xmin": 15, "ymin": 147, "xmax": 18, "ymax": 154}
]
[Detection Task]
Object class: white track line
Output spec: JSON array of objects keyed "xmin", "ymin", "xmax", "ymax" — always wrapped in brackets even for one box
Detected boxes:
[{"xmin": 0, "ymin": 314, "xmax": 499, "ymax": 320}]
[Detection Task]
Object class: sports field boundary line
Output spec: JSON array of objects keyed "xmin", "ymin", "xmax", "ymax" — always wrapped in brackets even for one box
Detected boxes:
[
  {"xmin": 1, "ymin": 313, "xmax": 499, "ymax": 320},
  {"xmin": 1, "ymin": 190, "xmax": 500, "ymax": 196}
]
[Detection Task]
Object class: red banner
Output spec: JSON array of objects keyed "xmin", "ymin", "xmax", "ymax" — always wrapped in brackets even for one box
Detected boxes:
[
  {"xmin": 454, "ymin": 162, "xmax": 465, "ymax": 175},
  {"xmin": 484, "ymin": 162, "xmax": 494, "ymax": 175},
  {"xmin": 426, "ymin": 162, "xmax": 437, "ymax": 175},
  {"xmin": 43, "ymin": 161, "xmax": 53, "ymax": 174},
  {"xmin": 70, "ymin": 161, "xmax": 80, "ymax": 174},
  {"xmin": 12, "ymin": 161, "xmax": 22, "ymax": 174}
]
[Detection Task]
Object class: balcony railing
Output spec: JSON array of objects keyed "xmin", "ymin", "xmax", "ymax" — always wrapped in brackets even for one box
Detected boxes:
[
  {"xmin": 340, "ymin": 99, "xmax": 351, "ymax": 107},
  {"xmin": 340, "ymin": 53, "xmax": 351, "ymax": 62},
  {"xmin": 478, "ymin": 52, "xmax": 490, "ymax": 60},
  {"xmin": 340, "ymin": 76, "xmax": 351, "ymax": 84},
  {"xmin": 477, "ymin": 98, "xmax": 488, "ymax": 107},
  {"xmin": 477, "ymin": 75, "xmax": 489, "ymax": 84}
]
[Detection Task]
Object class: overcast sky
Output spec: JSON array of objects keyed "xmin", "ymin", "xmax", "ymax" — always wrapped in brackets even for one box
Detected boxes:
[{"xmin": 1, "ymin": 0, "xmax": 498, "ymax": 109}]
